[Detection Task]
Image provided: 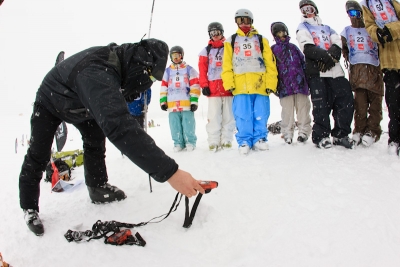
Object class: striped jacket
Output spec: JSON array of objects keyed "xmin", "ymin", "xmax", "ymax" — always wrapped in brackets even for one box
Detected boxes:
[
  {"xmin": 160, "ymin": 62, "xmax": 200, "ymax": 112},
  {"xmin": 362, "ymin": 0, "xmax": 400, "ymax": 70}
]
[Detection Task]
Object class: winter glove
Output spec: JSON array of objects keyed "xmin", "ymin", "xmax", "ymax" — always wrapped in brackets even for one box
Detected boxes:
[
  {"xmin": 319, "ymin": 52, "xmax": 336, "ymax": 72},
  {"xmin": 376, "ymin": 28, "xmax": 386, "ymax": 47},
  {"xmin": 228, "ymin": 88, "xmax": 235, "ymax": 93},
  {"xmin": 202, "ymin": 87, "xmax": 211, "ymax": 96},
  {"xmin": 161, "ymin": 104, "xmax": 168, "ymax": 111},
  {"xmin": 327, "ymin": 44, "xmax": 341, "ymax": 62},
  {"xmin": 190, "ymin": 104, "xmax": 198, "ymax": 112},
  {"xmin": 383, "ymin": 26, "xmax": 393, "ymax": 42},
  {"xmin": 265, "ymin": 88, "xmax": 276, "ymax": 96}
]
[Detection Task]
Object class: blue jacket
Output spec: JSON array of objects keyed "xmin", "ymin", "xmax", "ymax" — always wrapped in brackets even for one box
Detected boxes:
[{"xmin": 127, "ymin": 89, "xmax": 151, "ymax": 116}]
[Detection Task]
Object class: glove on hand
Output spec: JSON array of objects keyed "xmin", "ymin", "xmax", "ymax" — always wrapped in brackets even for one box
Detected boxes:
[
  {"xmin": 161, "ymin": 104, "xmax": 168, "ymax": 111},
  {"xmin": 383, "ymin": 26, "xmax": 393, "ymax": 42},
  {"xmin": 265, "ymin": 88, "xmax": 275, "ymax": 95},
  {"xmin": 190, "ymin": 104, "xmax": 198, "ymax": 112},
  {"xmin": 327, "ymin": 44, "xmax": 341, "ymax": 62},
  {"xmin": 202, "ymin": 87, "xmax": 211, "ymax": 96},
  {"xmin": 228, "ymin": 88, "xmax": 235, "ymax": 93},
  {"xmin": 376, "ymin": 28, "xmax": 386, "ymax": 47}
]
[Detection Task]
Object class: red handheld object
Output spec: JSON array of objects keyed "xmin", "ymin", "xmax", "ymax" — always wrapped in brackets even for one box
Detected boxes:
[{"xmin": 200, "ymin": 181, "xmax": 218, "ymax": 193}]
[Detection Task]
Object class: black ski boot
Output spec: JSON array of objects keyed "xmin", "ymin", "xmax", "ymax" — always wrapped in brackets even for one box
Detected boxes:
[
  {"xmin": 24, "ymin": 209, "xmax": 44, "ymax": 236},
  {"xmin": 333, "ymin": 136, "xmax": 356, "ymax": 149},
  {"xmin": 87, "ymin": 183, "xmax": 127, "ymax": 204}
]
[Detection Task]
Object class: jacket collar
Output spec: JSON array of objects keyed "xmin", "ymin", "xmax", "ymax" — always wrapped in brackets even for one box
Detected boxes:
[
  {"xmin": 301, "ymin": 15, "xmax": 323, "ymax": 26},
  {"xmin": 236, "ymin": 26, "xmax": 259, "ymax": 37}
]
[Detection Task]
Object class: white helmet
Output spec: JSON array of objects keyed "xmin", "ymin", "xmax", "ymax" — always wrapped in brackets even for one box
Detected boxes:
[{"xmin": 235, "ymin": 8, "xmax": 254, "ymax": 24}]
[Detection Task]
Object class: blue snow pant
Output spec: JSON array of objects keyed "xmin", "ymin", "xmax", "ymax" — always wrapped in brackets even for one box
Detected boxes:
[
  {"xmin": 232, "ymin": 94, "xmax": 270, "ymax": 148},
  {"xmin": 308, "ymin": 76, "xmax": 354, "ymax": 144},
  {"xmin": 169, "ymin": 111, "xmax": 197, "ymax": 148}
]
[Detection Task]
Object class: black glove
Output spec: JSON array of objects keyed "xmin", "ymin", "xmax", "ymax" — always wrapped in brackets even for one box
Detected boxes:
[
  {"xmin": 228, "ymin": 88, "xmax": 235, "ymax": 93},
  {"xmin": 202, "ymin": 87, "xmax": 211, "ymax": 96},
  {"xmin": 327, "ymin": 44, "xmax": 341, "ymax": 62},
  {"xmin": 190, "ymin": 104, "xmax": 198, "ymax": 112},
  {"xmin": 377, "ymin": 28, "xmax": 386, "ymax": 47},
  {"xmin": 265, "ymin": 88, "xmax": 275, "ymax": 95},
  {"xmin": 320, "ymin": 52, "xmax": 336, "ymax": 72},
  {"xmin": 383, "ymin": 26, "xmax": 393, "ymax": 42},
  {"xmin": 161, "ymin": 104, "xmax": 168, "ymax": 111}
]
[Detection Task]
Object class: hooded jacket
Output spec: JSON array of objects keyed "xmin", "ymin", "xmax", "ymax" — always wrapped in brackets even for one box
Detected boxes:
[
  {"xmin": 35, "ymin": 39, "xmax": 178, "ymax": 183},
  {"xmin": 221, "ymin": 27, "xmax": 278, "ymax": 95},
  {"xmin": 271, "ymin": 36, "xmax": 309, "ymax": 98},
  {"xmin": 296, "ymin": 16, "xmax": 345, "ymax": 78},
  {"xmin": 198, "ymin": 38, "xmax": 233, "ymax": 97}
]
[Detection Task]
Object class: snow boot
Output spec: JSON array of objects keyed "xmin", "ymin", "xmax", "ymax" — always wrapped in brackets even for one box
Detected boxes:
[
  {"xmin": 361, "ymin": 132, "xmax": 375, "ymax": 147},
  {"xmin": 173, "ymin": 145, "xmax": 183, "ymax": 152},
  {"xmin": 388, "ymin": 142, "xmax": 399, "ymax": 155},
  {"xmin": 284, "ymin": 137, "xmax": 292, "ymax": 145},
  {"xmin": 297, "ymin": 133, "xmax": 308, "ymax": 143},
  {"xmin": 87, "ymin": 183, "xmax": 127, "ymax": 204},
  {"xmin": 239, "ymin": 144, "xmax": 250, "ymax": 155},
  {"xmin": 333, "ymin": 136, "xmax": 356, "ymax": 149},
  {"xmin": 24, "ymin": 209, "xmax": 44, "ymax": 236},
  {"xmin": 317, "ymin": 137, "xmax": 332, "ymax": 149},
  {"xmin": 253, "ymin": 138, "xmax": 269, "ymax": 151},
  {"xmin": 352, "ymin": 132, "xmax": 362, "ymax": 146},
  {"xmin": 222, "ymin": 141, "xmax": 232, "ymax": 149},
  {"xmin": 186, "ymin": 144, "xmax": 195, "ymax": 152}
]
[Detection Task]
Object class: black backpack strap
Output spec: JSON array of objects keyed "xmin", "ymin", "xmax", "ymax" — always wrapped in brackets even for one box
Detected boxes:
[
  {"xmin": 206, "ymin": 44, "xmax": 212, "ymax": 57},
  {"xmin": 258, "ymin": 34, "xmax": 264, "ymax": 53},
  {"xmin": 230, "ymin": 33, "xmax": 237, "ymax": 51},
  {"xmin": 182, "ymin": 194, "xmax": 204, "ymax": 228}
]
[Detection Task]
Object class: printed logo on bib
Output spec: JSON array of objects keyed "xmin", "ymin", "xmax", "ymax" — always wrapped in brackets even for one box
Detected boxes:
[
  {"xmin": 245, "ymin": 50, "xmax": 252, "ymax": 57},
  {"xmin": 216, "ymin": 61, "xmax": 222, "ymax": 67},
  {"xmin": 324, "ymin": 43, "xmax": 330, "ymax": 50},
  {"xmin": 380, "ymin": 12, "xmax": 388, "ymax": 20},
  {"xmin": 175, "ymin": 82, "xmax": 181, "ymax": 87},
  {"xmin": 358, "ymin": 43, "xmax": 365, "ymax": 50}
]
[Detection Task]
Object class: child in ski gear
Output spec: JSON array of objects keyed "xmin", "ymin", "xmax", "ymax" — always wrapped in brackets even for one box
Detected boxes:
[
  {"xmin": 341, "ymin": 0, "xmax": 384, "ymax": 147},
  {"xmin": 198, "ymin": 22, "xmax": 235, "ymax": 151},
  {"xmin": 160, "ymin": 46, "xmax": 200, "ymax": 152},
  {"xmin": 127, "ymin": 88, "xmax": 151, "ymax": 128},
  {"xmin": 270, "ymin": 21, "xmax": 312, "ymax": 144},
  {"xmin": 19, "ymin": 39, "xmax": 205, "ymax": 236},
  {"xmin": 222, "ymin": 8, "xmax": 278, "ymax": 155},
  {"xmin": 361, "ymin": 0, "xmax": 400, "ymax": 156},
  {"xmin": 296, "ymin": 0, "xmax": 355, "ymax": 149}
]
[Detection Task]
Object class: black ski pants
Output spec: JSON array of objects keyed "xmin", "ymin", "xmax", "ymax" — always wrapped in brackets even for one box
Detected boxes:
[
  {"xmin": 383, "ymin": 70, "xmax": 400, "ymax": 144},
  {"xmin": 308, "ymin": 76, "xmax": 354, "ymax": 144},
  {"xmin": 19, "ymin": 103, "xmax": 108, "ymax": 211}
]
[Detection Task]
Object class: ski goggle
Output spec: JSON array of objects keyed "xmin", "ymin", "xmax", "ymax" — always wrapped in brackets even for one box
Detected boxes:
[
  {"xmin": 300, "ymin": 5, "xmax": 316, "ymax": 15},
  {"xmin": 276, "ymin": 31, "xmax": 288, "ymax": 38},
  {"xmin": 348, "ymin": 10, "xmax": 362, "ymax": 18},
  {"xmin": 170, "ymin": 52, "xmax": 182, "ymax": 60},
  {"xmin": 235, "ymin": 16, "xmax": 252, "ymax": 25},
  {"xmin": 209, "ymin": 29, "xmax": 222, "ymax": 37}
]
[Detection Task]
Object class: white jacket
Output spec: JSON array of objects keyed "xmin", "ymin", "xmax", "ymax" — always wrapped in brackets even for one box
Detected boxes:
[{"xmin": 296, "ymin": 16, "xmax": 345, "ymax": 78}]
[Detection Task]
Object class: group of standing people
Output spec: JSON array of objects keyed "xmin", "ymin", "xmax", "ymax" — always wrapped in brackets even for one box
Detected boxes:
[{"xmin": 18, "ymin": 0, "xmax": 400, "ymax": 237}]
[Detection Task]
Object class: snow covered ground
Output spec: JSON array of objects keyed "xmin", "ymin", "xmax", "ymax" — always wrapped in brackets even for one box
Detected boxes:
[{"xmin": 1, "ymin": 100, "xmax": 400, "ymax": 266}]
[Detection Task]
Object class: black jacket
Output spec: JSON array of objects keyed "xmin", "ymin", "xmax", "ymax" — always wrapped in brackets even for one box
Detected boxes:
[{"xmin": 35, "ymin": 39, "xmax": 177, "ymax": 183}]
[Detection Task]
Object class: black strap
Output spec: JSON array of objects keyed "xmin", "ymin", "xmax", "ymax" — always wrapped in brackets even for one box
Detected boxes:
[{"xmin": 182, "ymin": 193, "xmax": 204, "ymax": 228}]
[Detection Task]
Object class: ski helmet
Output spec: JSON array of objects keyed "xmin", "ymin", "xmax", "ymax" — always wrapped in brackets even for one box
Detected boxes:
[
  {"xmin": 271, "ymin": 22, "xmax": 289, "ymax": 37},
  {"xmin": 299, "ymin": 0, "xmax": 319, "ymax": 15},
  {"xmin": 169, "ymin": 46, "xmax": 184, "ymax": 62},
  {"xmin": 208, "ymin": 22, "xmax": 224, "ymax": 38},
  {"xmin": 346, "ymin": 0, "xmax": 362, "ymax": 13},
  {"xmin": 235, "ymin": 8, "xmax": 254, "ymax": 24}
]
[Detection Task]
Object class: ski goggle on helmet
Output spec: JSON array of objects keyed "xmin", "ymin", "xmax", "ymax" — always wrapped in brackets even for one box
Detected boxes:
[
  {"xmin": 209, "ymin": 29, "xmax": 222, "ymax": 37},
  {"xmin": 348, "ymin": 10, "xmax": 362, "ymax": 18},
  {"xmin": 235, "ymin": 16, "xmax": 252, "ymax": 25},
  {"xmin": 301, "ymin": 5, "xmax": 316, "ymax": 15}
]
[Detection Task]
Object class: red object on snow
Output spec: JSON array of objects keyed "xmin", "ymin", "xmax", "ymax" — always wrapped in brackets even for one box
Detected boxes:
[{"xmin": 50, "ymin": 157, "xmax": 60, "ymax": 189}]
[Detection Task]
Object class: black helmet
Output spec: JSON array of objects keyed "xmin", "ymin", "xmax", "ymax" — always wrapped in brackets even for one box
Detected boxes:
[
  {"xmin": 208, "ymin": 22, "xmax": 224, "ymax": 38},
  {"xmin": 346, "ymin": 0, "xmax": 362, "ymax": 12},
  {"xmin": 271, "ymin": 22, "xmax": 289, "ymax": 37},
  {"xmin": 299, "ymin": 0, "xmax": 319, "ymax": 14},
  {"xmin": 169, "ymin": 45, "xmax": 184, "ymax": 62}
]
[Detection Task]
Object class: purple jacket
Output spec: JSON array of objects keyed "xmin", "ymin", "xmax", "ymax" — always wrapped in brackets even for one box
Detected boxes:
[{"xmin": 271, "ymin": 36, "xmax": 309, "ymax": 98}]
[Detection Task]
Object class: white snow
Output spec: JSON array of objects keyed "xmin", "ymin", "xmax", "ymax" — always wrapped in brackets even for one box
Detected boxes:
[{"xmin": 1, "ymin": 0, "xmax": 400, "ymax": 266}]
